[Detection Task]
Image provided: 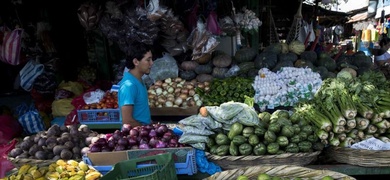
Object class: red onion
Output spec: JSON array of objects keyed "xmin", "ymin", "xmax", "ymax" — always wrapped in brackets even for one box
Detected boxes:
[
  {"xmin": 115, "ymin": 145, "xmax": 126, "ymax": 151},
  {"xmin": 129, "ymin": 129, "xmax": 139, "ymax": 137},
  {"xmin": 107, "ymin": 140, "xmax": 116, "ymax": 149},
  {"xmin": 118, "ymin": 137, "xmax": 128, "ymax": 146},
  {"xmin": 149, "ymin": 129, "xmax": 157, "ymax": 138},
  {"xmin": 127, "ymin": 136, "xmax": 138, "ymax": 146},
  {"xmin": 148, "ymin": 137, "xmax": 159, "ymax": 148},
  {"xmin": 139, "ymin": 144, "xmax": 150, "ymax": 149},
  {"xmin": 89, "ymin": 144, "xmax": 101, "ymax": 152},
  {"xmin": 156, "ymin": 140, "xmax": 167, "ymax": 148}
]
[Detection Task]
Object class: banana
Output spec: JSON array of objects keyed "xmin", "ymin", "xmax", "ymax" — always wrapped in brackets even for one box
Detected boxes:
[
  {"xmin": 6, "ymin": 174, "xmax": 16, "ymax": 180},
  {"xmin": 38, "ymin": 166, "xmax": 49, "ymax": 175},
  {"xmin": 30, "ymin": 169, "xmax": 42, "ymax": 179},
  {"xmin": 21, "ymin": 174, "xmax": 33, "ymax": 180},
  {"xmin": 49, "ymin": 164, "xmax": 58, "ymax": 172},
  {"xmin": 17, "ymin": 165, "xmax": 31, "ymax": 175},
  {"xmin": 68, "ymin": 175, "xmax": 84, "ymax": 180},
  {"xmin": 76, "ymin": 170, "xmax": 85, "ymax": 176},
  {"xmin": 85, "ymin": 171, "xmax": 102, "ymax": 180},
  {"xmin": 56, "ymin": 160, "xmax": 67, "ymax": 167},
  {"xmin": 66, "ymin": 160, "xmax": 79, "ymax": 167},
  {"xmin": 78, "ymin": 161, "xmax": 89, "ymax": 172},
  {"xmin": 34, "ymin": 177, "xmax": 45, "ymax": 180},
  {"xmin": 27, "ymin": 166, "xmax": 38, "ymax": 174},
  {"xmin": 14, "ymin": 174, "xmax": 23, "ymax": 180},
  {"xmin": 45, "ymin": 172, "xmax": 60, "ymax": 179}
]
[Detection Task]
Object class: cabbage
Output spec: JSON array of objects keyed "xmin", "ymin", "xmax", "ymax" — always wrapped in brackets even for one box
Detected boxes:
[{"xmin": 336, "ymin": 70, "xmax": 353, "ymax": 81}]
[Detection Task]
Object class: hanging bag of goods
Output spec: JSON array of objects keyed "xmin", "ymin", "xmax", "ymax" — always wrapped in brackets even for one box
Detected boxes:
[{"xmin": 0, "ymin": 26, "xmax": 24, "ymax": 65}]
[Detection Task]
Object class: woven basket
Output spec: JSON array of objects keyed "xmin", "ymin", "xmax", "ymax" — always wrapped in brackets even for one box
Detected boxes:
[
  {"xmin": 327, "ymin": 146, "xmax": 390, "ymax": 167},
  {"xmin": 206, "ymin": 151, "xmax": 320, "ymax": 170},
  {"xmin": 205, "ymin": 165, "xmax": 356, "ymax": 180}
]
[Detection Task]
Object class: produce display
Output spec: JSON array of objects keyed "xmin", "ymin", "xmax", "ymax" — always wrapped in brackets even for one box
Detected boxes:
[
  {"xmin": 8, "ymin": 124, "xmax": 98, "ymax": 161},
  {"xmin": 81, "ymin": 91, "xmax": 118, "ymax": 110},
  {"xmin": 197, "ymin": 77, "xmax": 255, "ymax": 106},
  {"xmin": 147, "ymin": 77, "xmax": 209, "ymax": 108},
  {"xmin": 86, "ymin": 123, "xmax": 185, "ymax": 152},
  {"xmin": 253, "ymin": 67, "xmax": 322, "ymax": 109},
  {"xmin": 295, "ymin": 70, "xmax": 390, "ymax": 147},
  {"xmin": 207, "ymin": 110, "xmax": 323, "ymax": 156},
  {"xmin": 3, "ymin": 160, "xmax": 102, "ymax": 180}
]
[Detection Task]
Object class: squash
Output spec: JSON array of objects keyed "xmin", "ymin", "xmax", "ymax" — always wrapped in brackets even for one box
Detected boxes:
[
  {"xmin": 237, "ymin": 62, "xmax": 255, "ymax": 75},
  {"xmin": 272, "ymin": 60, "xmax": 294, "ymax": 72},
  {"xmin": 263, "ymin": 43, "xmax": 283, "ymax": 54},
  {"xmin": 254, "ymin": 51, "xmax": 278, "ymax": 69},
  {"xmin": 294, "ymin": 59, "xmax": 315, "ymax": 69},
  {"xmin": 213, "ymin": 54, "xmax": 232, "ymax": 68},
  {"xmin": 181, "ymin": 61, "xmax": 199, "ymax": 71},
  {"xmin": 212, "ymin": 67, "xmax": 229, "ymax": 79},
  {"xmin": 300, "ymin": 51, "xmax": 317, "ymax": 63},
  {"xmin": 339, "ymin": 67, "xmax": 357, "ymax": 78},
  {"xmin": 234, "ymin": 47, "xmax": 257, "ymax": 63},
  {"xmin": 195, "ymin": 64, "xmax": 213, "ymax": 74},
  {"xmin": 288, "ymin": 40, "xmax": 305, "ymax": 55},
  {"xmin": 196, "ymin": 53, "xmax": 212, "ymax": 64},
  {"xmin": 317, "ymin": 57, "xmax": 336, "ymax": 72},
  {"xmin": 179, "ymin": 70, "xmax": 197, "ymax": 80},
  {"xmin": 247, "ymin": 68, "xmax": 259, "ymax": 78},
  {"xmin": 196, "ymin": 74, "xmax": 214, "ymax": 82},
  {"xmin": 199, "ymin": 107, "xmax": 208, "ymax": 117},
  {"xmin": 278, "ymin": 52, "xmax": 298, "ymax": 63},
  {"xmin": 281, "ymin": 42, "xmax": 289, "ymax": 53},
  {"xmin": 313, "ymin": 66, "xmax": 328, "ymax": 80}
]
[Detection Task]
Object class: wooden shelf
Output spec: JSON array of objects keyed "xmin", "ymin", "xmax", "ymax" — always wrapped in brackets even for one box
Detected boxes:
[{"xmin": 150, "ymin": 107, "xmax": 199, "ymax": 116}]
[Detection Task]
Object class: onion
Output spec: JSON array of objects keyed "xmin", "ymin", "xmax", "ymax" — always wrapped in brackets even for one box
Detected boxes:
[
  {"xmin": 90, "ymin": 137, "xmax": 100, "ymax": 145},
  {"xmin": 179, "ymin": 94, "xmax": 188, "ymax": 100},
  {"xmin": 163, "ymin": 132, "xmax": 173, "ymax": 140},
  {"xmin": 204, "ymin": 86, "xmax": 210, "ymax": 92},
  {"xmin": 139, "ymin": 129, "xmax": 149, "ymax": 137},
  {"xmin": 149, "ymin": 129, "xmax": 157, "ymax": 137},
  {"xmin": 148, "ymin": 94, "xmax": 157, "ymax": 100},
  {"xmin": 139, "ymin": 144, "xmax": 150, "ymax": 149},
  {"xmin": 165, "ymin": 78, "xmax": 172, "ymax": 83},
  {"xmin": 148, "ymin": 89, "xmax": 156, "ymax": 95},
  {"xmin": 174, "ymin": 77, "xmax": 182, "ymax": 82},
  {"xmin": 188, "ymin": 89, "xmax": 196, "ymax": 96},
  {"xmin": 154, "ymin": 80, "xmax": 163, "ymax": 87},
  {"xmin": 190, "ymin": 79, "xmax": 197, "ymax": 84},
  {"xmin": 156, "ymin": 140, "xmax": 167, "ymax": 148},
  {"xmin": 145, "ymin": 125, "xmax": 153, "ymax": 131},
  {"xmin": 104, "ymin": 133, "xmax": 113, "ymax": 140},
  {"xmin": 129, "ymin": 129, "xmax": 139, "ymax": 137},
  {"xmin": 204, "ymin": 81, "xmax": 210, "ymax": 87},
  {"xmin": 181, "ymin": 88, "xmax": 189, "ymax": 94},
  {"xmin": 165, "ymin": 101, "xmax": 173, "ymax": 107},
  {"xmin": 118, "ymin": 138, "xmax": 128, "ymax": 146},
  {"xmin": 186, "ymin": 84, "xmax": 194, "ymax": 89},
  {"xmin": 187, "ymin": 99, "xmax": 196, "ymax": 107},
  {"xmin": 128, "ymin": 136, "xmax": 138, "ymax": 146},
  {"xmin": 162, "ymin": 82, "xmax": 168, "ymax": 89},
  {"xmin": 174, "ymin": 97, "xmax": 183, "ymax": 106},
  {"xmin": 107, "ymin": 140, "xmax": 116, "ymax": 149},
  {"xmin": 167, "ymin": 87, "xmax": 174, "ymax": 93},
  {"xmin": 148, "ymin": 137, "xmax": 159, "ymax": 148},
  {"xmin": 115, "ymin": 145, "xmax": 126, "ymax": 151},
  {"xmin": 101, "ymin": 146, "xmax": 112, "ymax": 152},
  {"xmin": 89, "ymin": 144, "xmax": 101, "ymax": 152},
  {"xmin": 167, "ymin": 96, "xmax": 175, "ymax": 102},
  {"xmin": 197, "ymin": 83, "xmax": 205, "ymax": 89},
  {"xmin": 174, "ymin": 88, "xmax": 182, "ymax": 94},
  {"xmin": 96, "ymin": 138, "xmax": 108, "ymax": 146}
]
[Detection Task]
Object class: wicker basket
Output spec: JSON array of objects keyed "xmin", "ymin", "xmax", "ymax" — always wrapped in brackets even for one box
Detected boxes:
[
  {"xmin": 327, "ymin": 146, "xmax": 390, "ymax": 167},
  {"xmin": 204, "ymin": 165, "xmax": 356, "ymax": 180},
  {"xmin": 206, "ymin": 151, "xmax": 320, "ymax": 170}
]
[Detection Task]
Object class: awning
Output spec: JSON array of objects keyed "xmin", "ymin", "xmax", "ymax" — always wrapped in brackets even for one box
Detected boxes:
[{"xmin": 348, "ymin": 12, "xmax": 370, "ymax": 23}]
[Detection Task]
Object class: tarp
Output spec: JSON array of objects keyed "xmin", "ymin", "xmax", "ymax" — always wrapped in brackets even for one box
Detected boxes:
[{"xmin": 376, "ymin": 0, "xmax": 390, "ymax": 18}]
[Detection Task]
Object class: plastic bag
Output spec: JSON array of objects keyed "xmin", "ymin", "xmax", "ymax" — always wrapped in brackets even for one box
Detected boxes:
[
  {"xmin": 57, "ymin": 81, "xmax": 84, "ymax": 96},
  {"xmin": 82, "ymin": 89, "xmax": 105, "ymax": 105},
  {"xmin": 225, "ymin": 64, "xmax": 240, "ymax": 78},
  {"xmin": 51, "ymin": 98, "xmax": 74, "ymax": 117},
  {"xmin": 231, "ymin": 104, "xmax": 261, "ymax": 127},
  {"xmin": 15, "ymin": 103, "xmax": 45, "ymax": 135},
  {"xmin": 195, "ymin": 149, "xmax": 222, "ymax": 175},
  {"xmin": 149, "ymin": 53, "xmax": 178, "ymax": 82},
  {"xmin": 206, "ymin": 11, "xmax": 221, "ymax": 35},
  {"xmin": 206, "ymin": 102, "xmax": 244, "ymax": 122},
  {"xmin": 0, "ymin": 115, "xmax": 22, "ymax": 145},
  {"xmin": 181, "ymin": 125, "xmax": 215, "ymax": 136},
  {"xmin": 190, "ymin": 142, "xmax": 206, "ymax": 150},
  {"xmin": 178, "ymin": 133, "xmax": 209, "ymax": 144},
  {"xmin": 0, "ymin": 139, "xmax": 17, "ymax": 178},
  {"xmin": 19, "ymin": 59, "xmax": 45, "ymax": 91},
  {"xmin": 0, "ymin": 26, "xmax": 24, "ymax": 65},
  {"xmin": 54, "ymin": 89, "xmax": 75, "ymax": 100}
]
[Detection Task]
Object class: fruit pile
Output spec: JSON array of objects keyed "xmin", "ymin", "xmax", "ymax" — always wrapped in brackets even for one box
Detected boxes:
[
  {"xmin": 3, "ymin": 160, "xmax": 101, "ymax": 180},
  {"xmin": 82, "ymin": 91, "xmax": 118, "ymax": 110}
]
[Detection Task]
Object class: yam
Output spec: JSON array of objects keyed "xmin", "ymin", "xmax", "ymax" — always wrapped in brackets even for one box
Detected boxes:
[
  {"xmin": 53, "ymin": 145, "xmax": 67, "ymax": 156},
  {"xmin": 35, "ymin": 151, "xmax": 47, "ymax": 160},
  {"xmin": 8, "ymin": 148, "xmax": 23, "ymax": 158},
  {"xmin": 60, "ymin": 149, "xmax": 73, "ymax": 160}
]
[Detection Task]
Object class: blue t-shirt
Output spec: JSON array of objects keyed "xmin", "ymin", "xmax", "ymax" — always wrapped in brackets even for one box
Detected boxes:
[{"xmin": 118, "ymin": 72, "xmax": 151, "ymax": 125}]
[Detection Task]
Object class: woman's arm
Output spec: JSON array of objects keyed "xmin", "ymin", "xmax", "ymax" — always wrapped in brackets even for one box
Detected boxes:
[{"xmin": 121, "ymin": 105, "xmax": 143, "ymax": 127}]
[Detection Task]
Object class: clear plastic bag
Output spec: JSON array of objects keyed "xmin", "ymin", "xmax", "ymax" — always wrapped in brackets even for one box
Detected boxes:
[
  {"xmin": 82, "ymin": 89, "xmax": 105, "ymax": 104},
  {"xmin": 149, "ymin": 53, "xmax": 178, "ymax": 81},
  {"xmin": 225, "ymin": 64, "xmax": 240, "ymax": 78}
]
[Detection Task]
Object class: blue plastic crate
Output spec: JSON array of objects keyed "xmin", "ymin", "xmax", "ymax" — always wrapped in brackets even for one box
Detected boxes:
[
  {"xmin": 77, "ymin": 108, "xmax": 121, "ymax": 125},
  {"xmin": 83, "ymin": 148, "xmax": 197, "ymax": 175}
]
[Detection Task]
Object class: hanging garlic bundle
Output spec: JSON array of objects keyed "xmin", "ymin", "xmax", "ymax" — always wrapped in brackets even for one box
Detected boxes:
[{"xmin": 285, "ymin": 0, "xmax": 303, "ymax": 44}]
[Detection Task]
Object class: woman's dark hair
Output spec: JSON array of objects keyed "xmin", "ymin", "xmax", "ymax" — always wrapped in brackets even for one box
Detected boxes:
[
  {"xmin": 379, "ymin": 36, "xmax": 390, "ymax": 47},
  {"xmin": 125, "ymin": 42, "xmax": 152, "ymax": 69}
]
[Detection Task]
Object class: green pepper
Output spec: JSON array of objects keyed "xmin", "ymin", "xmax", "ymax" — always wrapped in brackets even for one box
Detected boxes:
[
  {"xmin": 232, "ymin": 135, "xmax": 247, "ymax": 146},
  {"xmin": 307, "ymin": 134, "xmax": 319, "ymax": 143},
  {"xmin": 215, "ymin": 133, "xmax": 230, "ymax": 145},
  {"xmin": 220, "ymin": 90, "xmax": 227, "ymax": 96},
  {"xmin": 234, "ymin": 92, "xmax": 240, "ymax": 98},
  {"xmin": 253, "ymin": 143, "xmax": 267, "ymax": 155},
  {"xmin": 216, "ymin": 145, "xmax": 230, "ymax": 156},
  {"xmin": 228, "ymin": 122, "xmax": 244, "ymax": 140},
  {"xmin": 268, "ymin": 123, "xmax": 281, "ymax": 133},
  {"xmin": 285, "ymin": 143, "xmax": 299, "ymax": 153},
  {"xmin": 229, "ymin": 84, "xmax": 236, "ymax": 90},
  {"xmin": 292, "ymin": 124, "xmax": 301, "ymax": 134},
  {"xmin": 264, "ymin": 131, "xmax": 277, "ymax": 143},
  {"xmin": 276, "ymin": 136, "xmax": 289, "ymax": 147},
  {"xmin": 290, "ymin": 135, "xmax": 301, "ymax": 143},
  {"xmin": 267, "ymin": 142, "xmax": 280, "ymax": 155},
  {"xmin": 216, "ymin": 85, "xmax": 224, "ymax": 92},
  {"xmin": 238, "ymin": 143, "xmax": 253, "ymax": 155},
  {"xmin": 207, "ymin": 138, "xmax": 216, "ymax": 149},
  {"xmin": 254, "ymin": 127, "xmax": 267, "ymax": 137},
  {"xmin": 281, "ymin": 126, "xmax": 295, "ymax": 138},
  {"xmin": 229, "ymin": 142, "xmax": 239, "ymax": 156},
  {"xmin": 298, "ymin": 141, "xmax": 313, "ymax": 153},
  {"xmin": 248, "ymin": 134, "xmax": 260, "ymax": 146},
  {"xmin": 298, "ymin": 132, "xmax": 308, "ymax": 141},
  {"xmin": 210, "ymin": 145, "xmax": 219, "ymax": 155},
  {"xmin": 242, "ymin": 127, "xmax": 254, "ymax": 137},
  {"xmin": 301, "ymin": 125, "xmax": 314, "ymax": 135}
]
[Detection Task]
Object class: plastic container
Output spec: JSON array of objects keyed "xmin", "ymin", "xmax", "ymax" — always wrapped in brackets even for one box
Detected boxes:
[
  {"xmin": 83, "ymin": 148, "xmax": 197, "ymax": 175},
  {"xmin": 77, "ymin": 109, "xmax": 121, "ymax": 124},
  {"xmin": 100, "ymin": 153, "xmax": 177, "ymax": 180}
]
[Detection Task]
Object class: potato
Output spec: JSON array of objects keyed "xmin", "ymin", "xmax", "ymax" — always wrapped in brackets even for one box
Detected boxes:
[
  {"xmin": 64, "ymin": 141, "xmax": 75, "ymax": 149},
  {"xmin": 60, "ymin": 149, "xmax": 73, "ymax": 160},
  {"xmin": 38, "ymin": 137, "xmax": 47, "ymax": 147},
  {"xmin": 35, "ymin": 151, "xmax": 47, "ymax": 160},
  {"xmin": 28, "ymin": 144, "xmax": 40, "ymax": 156},
  {"xmin": 9, "ymin": 148, "xmax": 23, "ymax": 158},
  {"xmin": 53, "ymin": 145, "xmax": 67, "ymax": 156}
]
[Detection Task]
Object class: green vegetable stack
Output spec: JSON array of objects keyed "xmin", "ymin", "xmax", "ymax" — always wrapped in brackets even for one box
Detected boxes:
[
  {"xmin": 207, "ymin": 109, "xmax": 323, "ymax": 156},
  {"xmin": 295, "ymin": 71, "xmax": 390, "ymax": 147},
  {"xmin": 197, "ymin": 77, "xmax": 255, "ymax": 106}
]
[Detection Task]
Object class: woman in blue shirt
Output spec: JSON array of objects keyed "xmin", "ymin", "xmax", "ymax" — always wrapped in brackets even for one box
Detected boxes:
[{"xmin": 118, "ymin": 42, "xmax": 153, "ymax": 127}]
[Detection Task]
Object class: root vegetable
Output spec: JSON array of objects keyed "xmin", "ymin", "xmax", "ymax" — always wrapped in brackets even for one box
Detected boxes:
[
  {"xmin": 179, "ymin": 94, "xmax": 188, "ymax": 100},
  {"xmin": 181, "ymin": 88, "xmax": 189, "ymax": 94},
  {"xmin": 174, "ymin": 97, "xmax": 183, "ymax": 106},
  {"xmin": 174, "ymin": 88, "xmax": 182, "ymax": 94},
  {"xmin": 197, "ymin": 83, "xmax": 205, "ymax": 89},
  {"xmin": 156, "ymin": 88, "xmax": 163, "ymax": 95},
  {"xmin": 188, "ymin": 89, "xmax": 196, "ymax": 96},
  {"xmin": 165, "ymin": 101, "xmax": 173, "ymax": 107},
  {"xmin": 174, "ymin": 77, "xmax": 182, "ymax": 82},
  {"xmin": 155, "ymin": 80, "xmax": 163, "ymax": 86},
  {"xmin": 167, "ymin": 87, "xmax": 174, "ymax": 93},
  {"xmin": 165, "ymin": 78, "xmax": 172, "ymax": 83}
]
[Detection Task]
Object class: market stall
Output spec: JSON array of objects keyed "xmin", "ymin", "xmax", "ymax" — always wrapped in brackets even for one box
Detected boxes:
[{"xmin": 2, "ymin": 0, "xmax": 390, "ymax": 180}]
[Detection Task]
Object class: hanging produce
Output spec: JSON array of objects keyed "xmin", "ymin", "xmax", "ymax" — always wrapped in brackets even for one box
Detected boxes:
[
  {"xmin": 99, "ymin": 1, "xmax": 159, "ymax": 51},
  {"xmin": 285, "ymin": 0, "xmax": 303, "ymax": 44},
  {"xmin": 77, "ymin": 2, "xmax": 103, "ymax": 31},
  {"xmin": 187, "ymin": 20, "xmax": 220, "ymax": 62}
]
